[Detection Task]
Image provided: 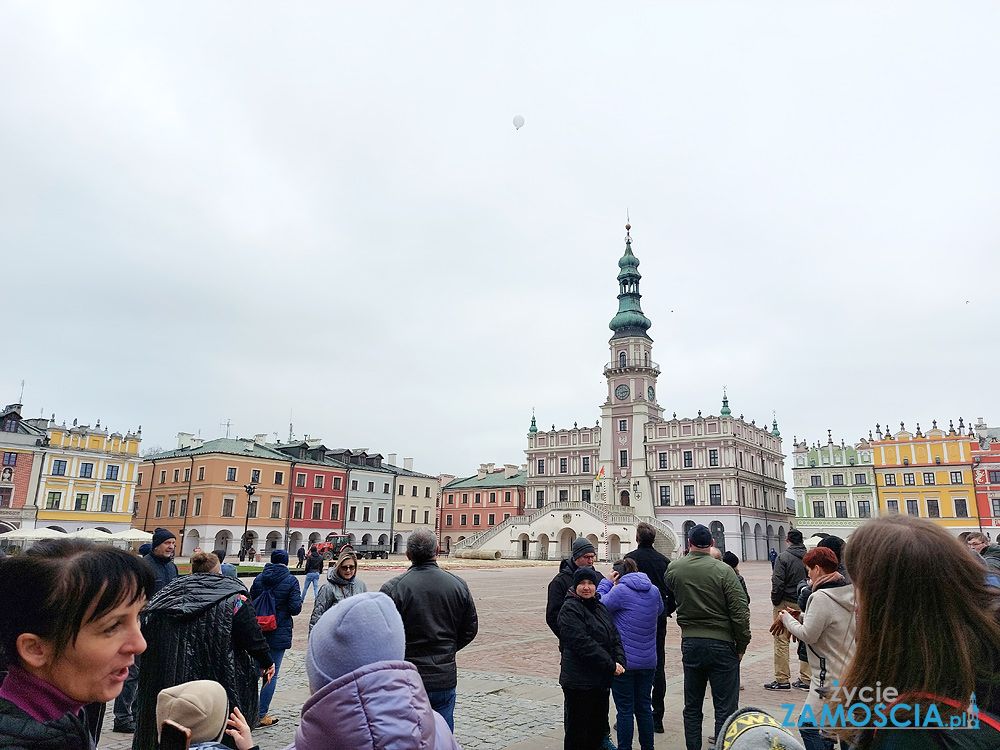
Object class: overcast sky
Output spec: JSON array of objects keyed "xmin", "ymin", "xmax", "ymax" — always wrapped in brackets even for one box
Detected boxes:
[{"xmin": 3, "ymin": 2, "xmax": 998, "ymax": 481}]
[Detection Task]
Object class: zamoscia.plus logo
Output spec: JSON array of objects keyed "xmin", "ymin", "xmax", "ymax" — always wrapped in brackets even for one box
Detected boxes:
[{"xmin": 782, "ymin": 683, "xmax": 983, "ymax": 730}]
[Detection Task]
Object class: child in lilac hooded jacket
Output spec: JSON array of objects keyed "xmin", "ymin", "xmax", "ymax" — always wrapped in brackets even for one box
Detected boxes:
[{"xmin": 283, "ymin": 592, "xmax": 460, "ymax": 750}]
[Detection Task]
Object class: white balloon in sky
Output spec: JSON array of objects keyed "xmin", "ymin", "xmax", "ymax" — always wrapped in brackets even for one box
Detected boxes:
[{"xmin": 513, "ymin": 115, "xmax": 525, "ymax": 130}]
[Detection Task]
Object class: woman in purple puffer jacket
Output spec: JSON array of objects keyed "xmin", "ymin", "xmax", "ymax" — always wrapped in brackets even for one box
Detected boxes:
[
  {"xmin": 597, "ymin": 558, "xmax": 664, "ymax": 750},
  {"xmin": 283, "ymin": 592, "xmax": 461, "ymax": 750}
]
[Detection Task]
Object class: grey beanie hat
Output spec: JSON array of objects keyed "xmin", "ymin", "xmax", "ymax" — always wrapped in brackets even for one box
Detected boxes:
[
  {"xmin": 571, "ymin": 537, "xmax": 596, "ymax": 560},
  {"xmin": 715, "ymin": 706, "xmax": 806, "ymax": 750},
  {"xmin": 305, "ymin": 592, "xmax": 406, "ymax": 692}
]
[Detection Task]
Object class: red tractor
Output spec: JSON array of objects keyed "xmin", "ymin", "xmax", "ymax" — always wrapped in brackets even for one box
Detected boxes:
[{"xmin": 314, "ymin": 533, "xmax": 353, "ymax": 561}]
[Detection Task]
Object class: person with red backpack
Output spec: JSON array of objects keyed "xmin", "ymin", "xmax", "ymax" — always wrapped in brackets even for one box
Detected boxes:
[{"xmin": 248, "ymin": 549, "xmax": 302, "ymax": 727}]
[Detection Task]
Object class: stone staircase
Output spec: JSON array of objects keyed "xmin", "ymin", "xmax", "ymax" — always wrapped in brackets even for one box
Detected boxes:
[{"xmin": 451, "ymin": 501, "xmax": 678, "ymax": 557}]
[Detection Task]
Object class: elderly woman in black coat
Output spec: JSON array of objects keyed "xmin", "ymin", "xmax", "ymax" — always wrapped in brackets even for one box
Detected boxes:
[{"xmin": 557, "ymin": 566, "xmax": 627, "ymax": 750}]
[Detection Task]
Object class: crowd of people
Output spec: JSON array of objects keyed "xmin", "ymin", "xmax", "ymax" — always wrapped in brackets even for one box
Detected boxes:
[{"xmin": 0, "ymin": 517, "xmax": 997, "ymax": 750}]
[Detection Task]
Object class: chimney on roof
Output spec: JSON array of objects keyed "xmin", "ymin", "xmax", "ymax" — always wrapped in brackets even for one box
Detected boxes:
[
  {"xmin": 254, "ymin": 433, "xmax": 267, "ymax": 445},
  {"xmin": 404, "ymin": 457, "xmax": 414, "ymax": 471},
  {"xmin": 243, "ymin": 439, "xmax": 254, "ymax": 452},
  {"xmin": 477, "ymin": 464, "xmax": 489, "ymax": 479},
  {"xmin": 177, "ymin": 432, "xmax": 195, "ymax": 449},
  {"xmin": 388, "ymin": 453, "xmax": 397, "ymax": 466},
  {"xmin": 504, "ymin": 463, "xmax": 518, "ymax": 478}
]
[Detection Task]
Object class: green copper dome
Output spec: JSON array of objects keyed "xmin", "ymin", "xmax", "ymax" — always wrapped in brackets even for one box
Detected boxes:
[
  {"xmin": 720, "ymin": 393, "xmax": 731, "ymax": 417},
  {"xmin": 772, "ymin": 418, "xmax": 781, "ymax": 437},
  {"xmin": 609, "ymin": 225, "xmax": 652, "ymax": 340},
  {"xmin": 528, "ymin": 414, "xmax": 538, "ymax": 435}
]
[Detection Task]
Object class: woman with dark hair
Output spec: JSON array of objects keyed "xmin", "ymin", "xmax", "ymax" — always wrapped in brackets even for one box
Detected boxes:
[
  {"xmin": 133, "ymin": 551, "xmax": 274, "ymax": 750},
  {"xmin": 833, "ymin": 515, "xmax": 1000, "ymax": 749},
  {"xmin": 309, "ymin": 549, "xmax": 368, "ymax": 632},
  {"xmin": 0, "ymin": 538, "xmax": 154, "ymax": 749},
  {"xmin": 558, "ymin": 566, "xmax": 627, "ymax": 750}
]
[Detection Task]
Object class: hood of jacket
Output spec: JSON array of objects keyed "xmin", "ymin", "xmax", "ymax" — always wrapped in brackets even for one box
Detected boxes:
[
  {"xmin": 325, "ymin": 567, "xmax": 356, "ymax": 585},
  {"xmin": 258, "ymin": 562, "xmax": 292, "ymax": 586},
  {"xmin": 815, "ymin": 581, "xmax": 855, "ymax": 616},
  {"xmin": 295, "ymin": 660, "xmax": 451, "ymax": 749},
  {"xmin": 982, "ymin": 544, "xmax": 1000, "ymax": 560},
  {"xmin": 618, "ymin": 571, "xmax": 652, "ymax": 593},
  {"xmin": 558, "ymin": 557, "xmax": 578, "ymax": 576},
  {"xmin": 786, "ymin": 545, "xmax": 807, "ymax": 560},
  {"xmin": 146, "ymin": 573, "xmax": 245, "ymax": 620}
]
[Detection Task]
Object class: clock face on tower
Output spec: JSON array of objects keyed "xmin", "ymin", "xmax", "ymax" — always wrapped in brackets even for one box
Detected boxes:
[
  {"xmin": 615, "ymin": 384, "xmax": 630, "ymax": 400},
  {"xmin": 647, "ymin": 386, "xmax": 655, "ymax": 401}
]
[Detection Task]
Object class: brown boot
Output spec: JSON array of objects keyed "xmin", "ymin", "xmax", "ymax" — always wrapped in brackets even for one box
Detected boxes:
[{"xmin": 258, "ymin": 715, "xmax": 279, "ymax": 727}]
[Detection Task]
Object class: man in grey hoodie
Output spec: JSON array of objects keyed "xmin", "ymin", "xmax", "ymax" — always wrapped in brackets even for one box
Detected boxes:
[{"xmin": 764, "ymin": 529, "xmax": 811, "ymax": 691}]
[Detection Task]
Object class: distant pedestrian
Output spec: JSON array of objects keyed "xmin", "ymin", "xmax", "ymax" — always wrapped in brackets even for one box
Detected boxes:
[
  {"xmin": 765, "ymin": 530, "xmax": 811, "ymax": 692},
  {"xmin": 114, "ymin": 527, "xmax": 178, "ymax": 733},
  {"xmin": 310, "ymin": 549, "xmax": 367, "ymax": 632},
  {"xmin": 134, "ymin": 551, "xmax": 274, "ymax": 750},
  {"xmin": 666, "ymin": 524, "xmax": 750, "ymax": 750},
  {"xmin": 559, "ymin": 566, "xmax": 627, "ymax": 750},
  {"xmin": 598, "ymin": 558, "xmax": 662, "ymax": 750},
  {"xmin": 302, "ymin": 546, "xmax": 324, "ymax": 600},
  {"xmin": 381, "ymin": 527, "xmax": 478, "ymax": 731},
  {"xmin": 624, "ymin": 522, "xmax": 675, "ymax": 735},
  {"xmin": 296, "ymin": 546, "xmax": 306, "ymax": 569},
  {"xmin": 289, "ymin": 592, "xmax": 461, "ymax": 749},
  {"xmin": 768, "ymin": 548, "xmax": 777, "ymax": 567},
  {"xmin": 248, "ymin": 550, "xmax": 302, "ymax": 727}
]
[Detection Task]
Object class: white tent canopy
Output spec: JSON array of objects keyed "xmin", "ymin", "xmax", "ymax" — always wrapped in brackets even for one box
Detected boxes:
[
  {"xmin": 109, "ymin": 529, "xmax": 153, "ymax": 542},
  {"xmin": 0, "ymin": 527, "xmax": 67, "ymax": 541},
  {"xmin": 69, "ymin": 528, "xmax": 115, "ymax": 541}
]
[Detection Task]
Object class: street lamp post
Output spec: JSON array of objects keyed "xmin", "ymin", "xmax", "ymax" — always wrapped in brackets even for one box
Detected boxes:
[{"xmin": 242, "ymin": 483, "xmax": 257, "ymax": 559}]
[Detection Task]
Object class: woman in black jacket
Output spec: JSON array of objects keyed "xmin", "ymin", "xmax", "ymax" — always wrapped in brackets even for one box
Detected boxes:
[
  {"xmin": 133, "ymin": 551, "xmax": 274, "ymax": 750},
  {"xmin": 0, "ymin": 539, "xmax": 153, "ymax": 750},
  {"xmin": 557, "ymin": 567, "xmax": 626, "ymax": 750}
]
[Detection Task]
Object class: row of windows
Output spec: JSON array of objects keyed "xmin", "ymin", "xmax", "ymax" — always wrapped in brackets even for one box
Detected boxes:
[
  {"xmin": 882, "ymin": 471, "xmax": 963, "ymax": 487},
  {"xmin": 537, "ymin": 457, "xmax": 592, "ymax": 475},
  {"xmin": 534, "ymin": 488, "xmax": 591, "ymax": 507},
  {"xmin": 812, "ymin": 500, "xmax": 872, "ymax": 518},
  {"xmin": 658, "ymin": 484, "xmax": 722, "ymax": 506},
  {"xmin": 659, "ymin": 449, "xmax": 721, "ymax": 469},
  {"xmin": 154, "ymin": 466, "xmax": 347, "ymax": 490},
  {"xmin": 446, "ymin": 490, "xmax": 514, "ymax": 505},
  {"xmin": 51, "ymin": 460, "xmax": 121, "ymax": 480},
  {"xmin": 396, "ymin": 508, "xmax": 432, "ymax": 524},
  {"xmin": 809, "ymin": 473, "xmax": 869, "ymax": 487},
  {"xmin": 883, "ymin": 497, "xmax": 970, "ymax": 518},
  {"xmin": 444, "ymin": 512, "xmax": 511, "ymax": 527},
  {"xmin": 397, "ymin": 484, "xmax": 433, "ymax": 498},
  {"xmin": 45, "ymin": 491, "xmax": 117, "ymax": 512}
]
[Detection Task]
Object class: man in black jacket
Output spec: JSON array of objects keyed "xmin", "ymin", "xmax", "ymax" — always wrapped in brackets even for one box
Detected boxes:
[
  {"xmin": 625, "ymin": 522, "xmax": 675, "ymax": 733},
  {"xmin": 546, "ymin": 537, "xmax": 604, "ymax": 639},
  {"xmin": 381, "ymin": 527, "xmax": 478, "ymax": 732},
  {"xmin": 765, "ymin": 528, "xmax": 811, "ymax": 691},
  {"xmin": 113, "ymin": 527, "xmax": 178, "ymax": 733}
]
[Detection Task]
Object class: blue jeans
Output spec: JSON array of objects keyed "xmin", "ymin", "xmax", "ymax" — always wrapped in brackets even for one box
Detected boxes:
[
  {"xmin": 612, "ymin": 668, "xmax": 655, "ymax": 750},
  {"xmin": 426, "ymin": 688, "xmax": 456, "ymax": 731},
  {"xmin": 681, "ymin": 638, "xmax": 740, "ymax": 750},
  {"xmin": 303, "ymin": 571, "xmax": 320, "ymax": 599},
  {"xmin": 258, "ymin": 647, "xmax": 284, "ymax": 719}
]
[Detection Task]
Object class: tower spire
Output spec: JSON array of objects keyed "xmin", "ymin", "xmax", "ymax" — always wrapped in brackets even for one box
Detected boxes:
[
  {"xmin": 720, "ymin": 388, "xmax": 731, "ymax": 417},
  {"xmin": 609, "ymin": 222, "xmax": 652, "ymax": 340}
]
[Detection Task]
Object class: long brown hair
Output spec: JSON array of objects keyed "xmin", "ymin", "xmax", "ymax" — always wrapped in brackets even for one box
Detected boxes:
[
  {"xmin": 335, "ymin": 549, "xmax": 359, "ymax": 578},
  {"xmin": 834, "ymin": 515, "xmax": 1000, "ymax": 746}
]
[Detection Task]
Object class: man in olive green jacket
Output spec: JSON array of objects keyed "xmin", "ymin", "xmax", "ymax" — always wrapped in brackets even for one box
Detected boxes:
[{"xmin": 666, "ymin": 525, "xmax": 751, "ymax": 750}]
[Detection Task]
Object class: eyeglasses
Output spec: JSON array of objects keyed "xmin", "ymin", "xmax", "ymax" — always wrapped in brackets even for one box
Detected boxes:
[{"xmin": 341, "ymin": 564, "xmax": 356, "ymax": 571}]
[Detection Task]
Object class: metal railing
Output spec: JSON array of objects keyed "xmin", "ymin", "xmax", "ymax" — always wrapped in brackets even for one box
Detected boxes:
[{"xmin": 603, "ymin": 359, "xmax": 661, "ymax": 375}]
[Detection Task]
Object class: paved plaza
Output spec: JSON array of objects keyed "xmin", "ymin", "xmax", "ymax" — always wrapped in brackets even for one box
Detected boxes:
[{"xmin": 102, "ymin": 559, "xmax": 807, "ymax": 750}]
